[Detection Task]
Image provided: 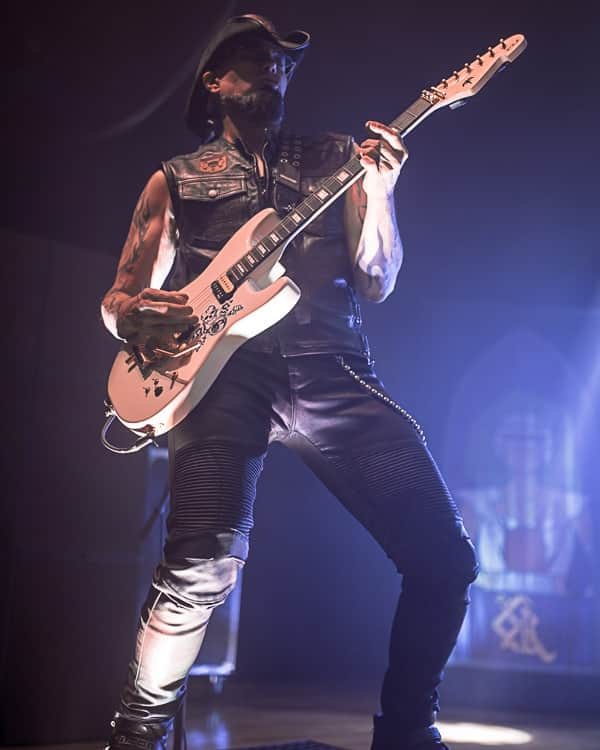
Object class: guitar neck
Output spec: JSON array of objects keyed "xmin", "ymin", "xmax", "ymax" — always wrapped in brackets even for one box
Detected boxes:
[
  {"xmin": 225, "ymin": 95, "xmax": 436, "ymax": 288},
  {"xmin": 279, "ymin": 95, "xmax": 436, "ymax": 232},
  {"xmin": 211, "ymin": 32, "xmax": 528, "ymax": 290}
]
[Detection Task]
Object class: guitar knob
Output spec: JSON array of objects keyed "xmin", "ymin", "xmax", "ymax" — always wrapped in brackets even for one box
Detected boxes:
[{"xmin": 453, "ymin": 70, "xmax": 460, "ymax": 78}]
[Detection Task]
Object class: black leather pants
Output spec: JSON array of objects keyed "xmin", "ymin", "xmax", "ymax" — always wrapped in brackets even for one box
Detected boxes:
[{"xmin": 112, "ymin": 348, "xmax": 478, "ymax": 744}]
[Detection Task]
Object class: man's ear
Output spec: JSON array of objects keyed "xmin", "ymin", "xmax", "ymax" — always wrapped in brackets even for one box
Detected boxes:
[{"xmin": 202, "ymin": 70, "xmax": 220, "ymax": 94}]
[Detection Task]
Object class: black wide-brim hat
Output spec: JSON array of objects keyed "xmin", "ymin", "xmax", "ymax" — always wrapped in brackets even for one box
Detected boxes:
[{"xmin": 185, "ymin": 14, "xmax": 310, "ymax": 142}]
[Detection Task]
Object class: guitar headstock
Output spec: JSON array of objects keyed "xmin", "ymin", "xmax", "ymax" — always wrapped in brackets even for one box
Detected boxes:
[{"xmin": 421, "ymin": 34, "xmax": 527, "ymax": 111}]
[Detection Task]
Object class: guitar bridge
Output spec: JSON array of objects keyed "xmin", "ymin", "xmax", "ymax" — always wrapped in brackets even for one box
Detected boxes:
[
  {"xmin": 125, "ymin": 343, "xmax": 178, "ymax": 374},
  {"xmin": 125, "ymin": 346, "xmax": 148, "ymax": 372}
]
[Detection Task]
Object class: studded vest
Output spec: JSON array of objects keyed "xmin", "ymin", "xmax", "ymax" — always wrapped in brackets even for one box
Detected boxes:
[{"xmin": 161, "ymin": 132, "xmax": 370, "ymax": 358}]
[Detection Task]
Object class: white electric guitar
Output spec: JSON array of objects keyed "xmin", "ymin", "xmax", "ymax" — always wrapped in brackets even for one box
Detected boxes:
[{"xmin": 102, "ymin": 34, "xmax": 527, "ymax": 453}]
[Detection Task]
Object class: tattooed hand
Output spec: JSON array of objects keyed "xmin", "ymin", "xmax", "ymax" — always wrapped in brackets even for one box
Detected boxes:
[
  {"xmin": 357, "ymin": 121, "xmax": 408, "ymax": 198},
  {"xmin": 116, "ymin": 288, "xmax": 198, "ymax": 347}
]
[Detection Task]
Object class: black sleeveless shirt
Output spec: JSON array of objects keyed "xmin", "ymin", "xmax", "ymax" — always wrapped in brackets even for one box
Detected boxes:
[{"xmin": 161, "ymin": 132, "xmax": 370, "ymax": 358}]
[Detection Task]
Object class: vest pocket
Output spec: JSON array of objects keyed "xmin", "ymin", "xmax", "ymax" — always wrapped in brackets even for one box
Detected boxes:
[
  {"xmin": 179, "ymin": 176, "xmax": 246, "ymax": 201},
  {"xmin": 179, "ymin": 177, "xmax": 249, "ymax": 248}
]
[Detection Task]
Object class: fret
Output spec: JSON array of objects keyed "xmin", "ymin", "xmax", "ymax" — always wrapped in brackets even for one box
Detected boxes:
[
  {"xmin": 333, "ymin": 168, "xmax": 352, "ymax": 184},
  {"xmin": 280, "ymin": 217, "xmax": 296, "ymax": 235},
  {"xmin": 274, "ymin": 163, "xmax": 363, "ymax": 234},
  {"xmin": 294, "ymin": 204, "xmax": 311, "ymax": 220},
  {"xmin": 392, "ymin": 112, "xmax": 418, "ymax": 133},
  {"xmin": 323, "ymin": 177, "xmax": 342, "ymax": 195},
  {"xmin": 346, "ymin": 157, "xmax": 363, "ymax": 175},
  {"xmin": 246, "ymin": 252, "xmax": 259, "ymax": 267},
  {"xmin": 255, "ymin": 242, "xmax": 268, "ymax": 257},
  {"xmin": 305, "ymin": 194, "xmax": 322, "ymax": 211},
  {"xmin": 294, "ymin": 200, "xmax": 311, "ymax": 219},
  {"xmin": 390, "ymin": 97, "xmax": 432, "ymax": 136}
]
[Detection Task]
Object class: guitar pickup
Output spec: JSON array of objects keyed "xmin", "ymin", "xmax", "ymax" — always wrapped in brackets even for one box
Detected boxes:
[{"xmin": 212, "ymin": 272, "xmax": 236, "ymax": 303}]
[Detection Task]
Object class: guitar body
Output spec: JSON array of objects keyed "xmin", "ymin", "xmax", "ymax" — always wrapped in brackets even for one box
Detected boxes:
[{"xmin": 107, "ymin": 207, "xmax": 300, "ymax": 437}]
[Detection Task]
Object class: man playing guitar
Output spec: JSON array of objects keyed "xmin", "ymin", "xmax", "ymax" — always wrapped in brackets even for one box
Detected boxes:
[{"xmin": 101, "ymin": 14, "xmax": 478, "ymax": 750}]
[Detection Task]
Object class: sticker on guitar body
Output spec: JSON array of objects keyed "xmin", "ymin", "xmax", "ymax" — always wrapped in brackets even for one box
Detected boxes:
[
  {"xmin": 139, "ymin": 300, "xmax": 244, "ymax": 398},
  {"xmin": 191, "ymin": 301, "xmax": 244, "ymax": 348}
]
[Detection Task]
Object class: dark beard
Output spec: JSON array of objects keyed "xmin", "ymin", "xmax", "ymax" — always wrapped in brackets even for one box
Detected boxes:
[{"xmin": 220, "ymin": 88, "xmax": 284, "ymax": 129}]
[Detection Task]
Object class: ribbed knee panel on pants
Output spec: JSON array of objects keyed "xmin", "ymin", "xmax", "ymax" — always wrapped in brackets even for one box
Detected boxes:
[
  {"xmin": 169, "ymin": 442, "xmax": 264, "ymax": 539},
  {"xmin": 324, "ymin": 441, "xmax": 477, "ymax": 583},
  {"xmin": 353, "ymin": 443, "xmax": 455, "ymax": 514}
]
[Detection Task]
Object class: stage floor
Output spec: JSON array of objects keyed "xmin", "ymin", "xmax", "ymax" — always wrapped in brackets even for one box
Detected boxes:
[{"xmin": 6, "ymin": 679, "xmax": 600, "ymax": 750}]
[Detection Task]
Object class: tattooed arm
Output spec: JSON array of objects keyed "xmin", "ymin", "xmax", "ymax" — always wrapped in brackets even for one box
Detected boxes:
[
  {"xmin": 344, "ymin": 122, "xmax": 408, "ymax": 303},
  {"xmin": 101, "ymin": 171, "xmax": 196, "ymax": 344}
]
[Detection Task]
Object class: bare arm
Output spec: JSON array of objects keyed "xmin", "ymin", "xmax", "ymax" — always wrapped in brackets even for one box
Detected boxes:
[
  {"xmin": 101, "ymin": 170, "xmax": 196, "ymax": 343},
  {"xmin": 344, "ymin": 122, "xmax": 408, "ymax": 303}
]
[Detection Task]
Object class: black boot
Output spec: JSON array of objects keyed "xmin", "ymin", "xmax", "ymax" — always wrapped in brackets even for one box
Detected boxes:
[
  {"xmin": 402, "ymin": 726, "xmax": 449, "ymax": 749},
  {"xmin": 372, "ymin": 715, "xmax": 450, "ymax": 750},
  {"xmin": 105, "ymin": 715, "xmax": 169, "ymax": 750}
]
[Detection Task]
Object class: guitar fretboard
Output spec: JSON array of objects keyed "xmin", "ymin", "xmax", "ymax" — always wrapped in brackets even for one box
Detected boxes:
[{"xmin": 226, "ymin": 95, "xmax": 434, "ymax": 287}]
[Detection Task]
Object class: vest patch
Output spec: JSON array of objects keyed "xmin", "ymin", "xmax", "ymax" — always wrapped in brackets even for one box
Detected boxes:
[{"xmin": 198, "ymin": 154, "xmax": 228, "ymax": 173}]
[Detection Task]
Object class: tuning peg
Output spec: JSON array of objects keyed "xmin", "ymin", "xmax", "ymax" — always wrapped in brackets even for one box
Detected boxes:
[
  {"xmin": 488, "ymin": 46, "xmax": 495, "ymax": 56},
  {"xmin": 440, "ymin": 78, "xmax": 448, "ymax": 87},
  {"xmin": 453, "ymin": 70, "xmax": 460, "ymax": 78},
  {"xmin": 464, "ymin": 63, "xmax": 472, "ymax": 72},
  {"xmin": 476, "ymin": 55, "xmax": 484, "ymax": 65},
  {"xmin": 499, "ymin": 38, "xmax": 507, "ymax": 48}
]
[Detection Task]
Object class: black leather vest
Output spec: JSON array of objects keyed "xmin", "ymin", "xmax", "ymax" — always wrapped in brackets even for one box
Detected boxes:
[{"xmin": 161, "ymin": 132, "xmax": 370, "ymax": 358}]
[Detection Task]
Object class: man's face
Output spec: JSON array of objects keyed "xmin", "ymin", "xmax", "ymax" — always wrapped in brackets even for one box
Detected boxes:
[
  {"xmin": 213, "ymin": 38, "xmax": 291, "ymax": 100},
  {"xmin": 203, "ymin": 38, "xmax": 291, "ymax": 129}
]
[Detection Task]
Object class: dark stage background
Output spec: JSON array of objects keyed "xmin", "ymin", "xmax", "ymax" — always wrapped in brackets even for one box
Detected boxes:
[{"xmin": 2, "ymin": 0, "xmax": 600, "ymax": 743}]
